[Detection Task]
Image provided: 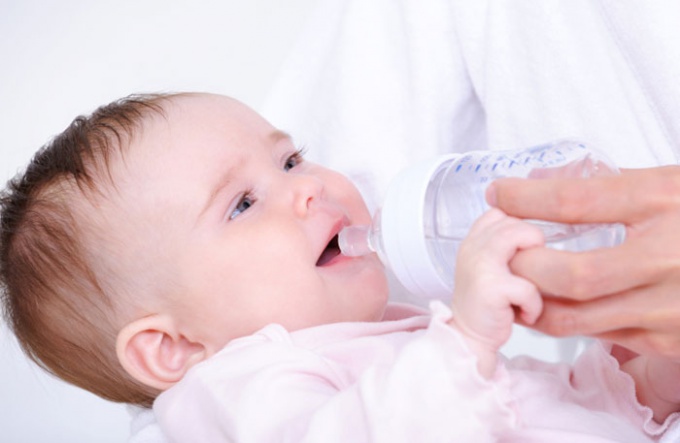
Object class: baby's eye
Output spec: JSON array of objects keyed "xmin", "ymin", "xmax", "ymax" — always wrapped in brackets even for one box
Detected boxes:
[
  {"xmin": 283, "ymin": 148, "xmax": 306, "ymax": 172},
  {"xmin": 229, "ymin": 192, "xmax": 255, "ymax": 220}
]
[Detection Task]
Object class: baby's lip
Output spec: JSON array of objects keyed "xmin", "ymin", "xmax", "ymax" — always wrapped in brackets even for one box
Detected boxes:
[{"xmin": 316, "ymin": 216, "xmax": 349, "ymax": 267}]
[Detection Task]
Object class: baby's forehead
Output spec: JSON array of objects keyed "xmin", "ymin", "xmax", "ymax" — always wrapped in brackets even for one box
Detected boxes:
[
  {"xmin": 99, "ymin": 94, "xmax": 254, "ymax": 194},
  {"xmin": 130, "ymin": 93, "xmax": 282, "ymax": 158},
  {"xmin": 107, "ymin": 92, "xmax": 288, "ymax": 200},
  {"xmin": 160, "ymin": 93, "xmax": 258, "ymax": 123}
]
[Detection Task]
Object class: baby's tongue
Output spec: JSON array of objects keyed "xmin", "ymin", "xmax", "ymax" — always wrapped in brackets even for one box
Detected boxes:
[{"xmin": 316, "ymin": 236, "xmax": 340, "ymax": 266}]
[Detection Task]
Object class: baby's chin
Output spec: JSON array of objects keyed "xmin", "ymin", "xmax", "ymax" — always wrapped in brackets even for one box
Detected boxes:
[{"xmin": 365, "ymin": 275, "xmax": 391, "ymax": 321}]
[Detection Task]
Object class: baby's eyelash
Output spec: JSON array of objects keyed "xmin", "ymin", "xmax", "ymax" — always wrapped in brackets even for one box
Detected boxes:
[
  {"xmin": 284, "ymin": 147, "xmax": 307, "ymax": 171},
  {"xmin": 229, "ymin": 190, "xmax": 256, "ymax": 220}
]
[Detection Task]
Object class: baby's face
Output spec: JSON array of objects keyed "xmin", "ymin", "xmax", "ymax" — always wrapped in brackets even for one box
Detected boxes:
[{"xmin": 112, "ymin": 94, "xmax": 388, "ymax": 352}]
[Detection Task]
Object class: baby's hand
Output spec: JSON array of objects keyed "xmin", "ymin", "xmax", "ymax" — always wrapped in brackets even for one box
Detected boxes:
[{"xmin": 449, "ymin": 208, "xmax": 544, "ymax": 377}]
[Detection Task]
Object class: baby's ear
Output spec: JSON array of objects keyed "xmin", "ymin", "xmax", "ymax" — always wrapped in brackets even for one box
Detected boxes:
[{"xmin": 116, "ymin": 315, "xmax": 207, "ymax": 391}]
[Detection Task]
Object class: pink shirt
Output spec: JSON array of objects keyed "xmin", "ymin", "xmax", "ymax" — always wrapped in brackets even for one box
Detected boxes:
[{"xmin": 153, "ymin": 302, "xmax": 680, "ymax": 442}]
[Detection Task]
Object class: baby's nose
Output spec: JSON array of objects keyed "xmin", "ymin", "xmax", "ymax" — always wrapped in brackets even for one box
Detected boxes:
[{"xmin": 291, "ymin": 174, "xmax": 324, "ymax": 216}]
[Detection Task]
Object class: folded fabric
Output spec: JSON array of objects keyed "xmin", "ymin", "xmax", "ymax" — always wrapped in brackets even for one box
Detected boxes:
[{"xmin": 263, "ymin": 0, "xmax": 680, "ymax": 203}]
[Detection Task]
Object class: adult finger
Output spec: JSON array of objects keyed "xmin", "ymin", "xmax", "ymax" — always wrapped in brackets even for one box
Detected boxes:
[
  {"xmin": 528, "ymin": 284, "xmax": 678, "ymax": 338},
  {"xmin": 594, "ymin": 329, "xmax": 680, "ymax": 361},
  {"xmin": 509, "ymin": 237, "xmax": 660, "ymax": 300},
  {"xmin": 487, "ymin": 167, "xmax": 680, "ymax": 224}
]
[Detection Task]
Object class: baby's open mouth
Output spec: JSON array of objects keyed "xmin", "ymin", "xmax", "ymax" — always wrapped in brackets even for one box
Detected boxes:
[{"xmin": 316, "ymin": 234, "xmax": 341, "ymax": 266}]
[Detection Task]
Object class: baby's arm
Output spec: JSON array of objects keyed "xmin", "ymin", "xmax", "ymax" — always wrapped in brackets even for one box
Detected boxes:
[
  {"xmin": 621, "ymin": 353, "xmax": 680, "ymax": 422},
  {"xmin": 448, "ymin": 209, "xmax": 544, "ymax": 378}
]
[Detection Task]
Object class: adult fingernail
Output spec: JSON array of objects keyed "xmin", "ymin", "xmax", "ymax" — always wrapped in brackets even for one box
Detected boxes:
[{"xmin": 485, "ymin": 183, "xmax": 497, "ymax": 207}]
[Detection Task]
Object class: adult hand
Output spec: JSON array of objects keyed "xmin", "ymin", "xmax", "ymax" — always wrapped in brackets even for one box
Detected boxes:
[{"xmin": 486, "ymin": 166, "xmax": 680, "ymax": 359}]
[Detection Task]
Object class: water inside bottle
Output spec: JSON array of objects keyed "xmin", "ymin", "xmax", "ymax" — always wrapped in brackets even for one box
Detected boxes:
[
  {"xmin": 426, "ymin": 221, "xmax": 626, "ymax": 291},
  {"xmin": 340, "ymin": 141, "xmax": 626, "ymax": 297},
  {"xmin": 424, "ymin": 142, "xmax": 627, "ymax": 290}
]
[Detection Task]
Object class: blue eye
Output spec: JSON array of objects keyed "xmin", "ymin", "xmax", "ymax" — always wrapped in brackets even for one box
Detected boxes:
[
  {"xmin": 284, "ymin": 148, "xmax": 306, "ymax": 172},
  {"xmin": 229, "ymin": 192, "xmax": 255, "ymax": 220}
]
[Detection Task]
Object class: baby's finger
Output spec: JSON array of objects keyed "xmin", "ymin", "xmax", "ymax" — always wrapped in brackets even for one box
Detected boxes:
[
  {"xmin": 482, "ymin": 216, "xmax": 545, "ymax": 261},
  {"xmin": 504, "ymin": 277, "xmax": 543, "ymax": 325},
  {"xmin": 467, "ymin": 207, "xmax": 508, "ymax": 233}
]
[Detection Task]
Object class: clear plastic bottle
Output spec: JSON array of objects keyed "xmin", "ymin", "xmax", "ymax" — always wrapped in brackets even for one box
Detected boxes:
[{"xmin": 339, "ymin": 140, "xmax": 626, "ymax": 300}]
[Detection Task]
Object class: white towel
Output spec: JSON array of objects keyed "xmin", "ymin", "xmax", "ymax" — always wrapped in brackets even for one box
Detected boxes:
[
  {"xmin": 263, "ymin": 0, "xmax": 480, "ymax": 204},
  {"xmin": 263, "ymin": 0, "xmax": 680, "ymax": 203}
]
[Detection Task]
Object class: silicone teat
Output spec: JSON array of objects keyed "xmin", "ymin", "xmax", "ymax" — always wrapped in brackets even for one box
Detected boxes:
[{"xmin": 338, "ymin": 225, "xmax": 373, "ymax": 257}]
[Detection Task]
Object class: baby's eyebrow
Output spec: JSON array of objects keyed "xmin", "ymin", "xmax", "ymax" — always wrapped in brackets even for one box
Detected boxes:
[
  {"xmin": 196, "ymin": 130, "xmax": 292, "ymax": 223},
  {"xmin": 268, "ymin": 129, "xmax": 293, "ymax": 145},
  {"xmin": 197, "ymin": 163, "xmax": 235, "ymax": 223}
]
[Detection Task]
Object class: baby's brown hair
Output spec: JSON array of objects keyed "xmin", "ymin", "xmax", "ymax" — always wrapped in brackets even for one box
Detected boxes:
[{"xmin": 0, "ymin": 93, "xmax": 179, "ymax": 407}]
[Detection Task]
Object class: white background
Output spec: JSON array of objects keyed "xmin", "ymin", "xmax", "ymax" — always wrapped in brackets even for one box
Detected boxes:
[{"xmin": 0, "ymin": 1, "xmax": 317, "ymax": 441}]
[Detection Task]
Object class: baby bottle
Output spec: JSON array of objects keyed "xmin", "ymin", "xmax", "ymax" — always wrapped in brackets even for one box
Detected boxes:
[{"xmin": 338, "ymin": 140, "xmax": 626, "ymax": 300}]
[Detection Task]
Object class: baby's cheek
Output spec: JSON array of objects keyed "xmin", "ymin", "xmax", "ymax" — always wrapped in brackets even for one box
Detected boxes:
[{"xmin": 346, "ymin": 187, "xmax": 372, "ymax": 220}]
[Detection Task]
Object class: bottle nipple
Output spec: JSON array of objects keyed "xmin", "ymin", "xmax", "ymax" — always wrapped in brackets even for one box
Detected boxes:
[{"xmin": 338, "ymin": 225, "xmax": 374, "ymax": 257}]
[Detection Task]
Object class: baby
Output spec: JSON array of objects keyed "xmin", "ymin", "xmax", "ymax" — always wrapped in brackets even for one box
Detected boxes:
[{"xmin": 1, "ymin": 92, "xmax": 679, "ymax": 442}]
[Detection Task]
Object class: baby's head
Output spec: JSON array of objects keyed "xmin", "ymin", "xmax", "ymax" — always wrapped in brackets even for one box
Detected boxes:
[{"xmin": 0, "ymin": 93, "xmax": 388, "ymax": 406}]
